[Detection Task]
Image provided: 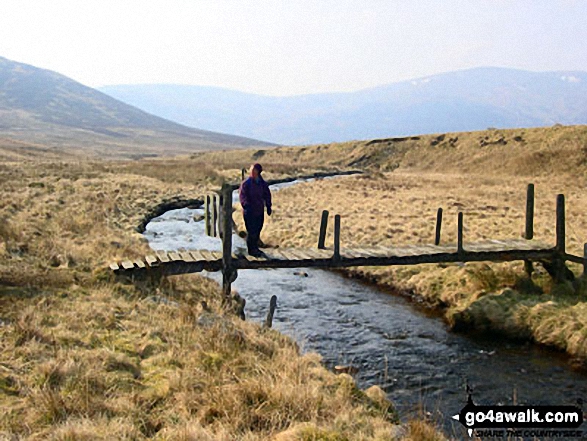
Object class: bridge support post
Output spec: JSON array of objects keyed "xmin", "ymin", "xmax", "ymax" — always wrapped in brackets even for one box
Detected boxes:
[
  {"xmin": 435, "ymin": 208, "xmax": 443, "ymax": 246},
  {"xmin": 215, "ymin": 193, "xmax": 221, "ymax": 238},
  {"xmin": 544, "ymin": 193, "xmax": 574, "ymax": 284},
  {"xmin": 205, "ymin": 194, "xmax": 212, "ymax": 236},
  {"xmin": 221, "ymin": 183, "xmax": 236, "ymax": 300},
  {"xmin": 556, "ymin": 194, "xmax": 565, "ymax": 254},
  {"xmin": 211, "ymin": 194, "xmax": 217, "ymax": 237},
  {"xmin": 218, "ymin": 194, "xmax": 224, "ymax": 239},
  {"xmin": 457, "ymin": 212, "xmax": 464, "ymax": 253},
  {"xmin": 524, "ymin": 183, "xmax": 535, "ymax": 277},
  {"xmin": 525, "ymin": 183, "xmax": 534, "ymax": 240},
  {"xmin": 318, "ymin": 210, "xmax": 329, "ymax": 249},
  {"xmin": 264, "ymin": 295, "xmax": 277, "ymax": 328},
  {"xmin": 333, "ymin": 214, "xmax": 341, "ymax": 261},
  {"xmin": 524, "ymin": 259, "xmax": 534, "ymax": 279}
]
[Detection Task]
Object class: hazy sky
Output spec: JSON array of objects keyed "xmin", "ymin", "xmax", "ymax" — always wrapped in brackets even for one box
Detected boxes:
[{"xmin": 0, "ymin": 0, "xmax": 585, "ymax": 96}]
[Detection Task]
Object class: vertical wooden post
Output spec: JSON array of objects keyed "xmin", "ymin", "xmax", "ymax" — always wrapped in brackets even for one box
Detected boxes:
[
  {"xmin": 524, "ymin": 184, "xmax": 535, "ymax": 277},
  {"xmin": 524, "ymin": 260, "xmax": 534, "ymax": 278},
  {"xmin": 333, "ymin": 214, "xmax": 341, "ymax": 261},
  {"xmin": 318, "ymin": 210, "xmax": 329, "ymax": 249},
  {"xmin": 204, "ymin": 194, "xmax": 211, "ymax": 236},
  {"xmin": 215, "ymin": 193, "xmax": 221, "ymax": 238},
  {"xmin": 221, "ymin": 183, "xmax": 234, "ymax": 298},
  {"xmin": 211, "ymin": 194, "xmax": 218, "ymax": 237},
  {"xmin": 218, "ymin": 194, "xmax": 224, "ymax": 239},
  {"xmin": 210, "ymin": 194, "xmax": 215, "ymax": 237},
  {"xmin": 264, "ymin": 295, "xmax": 277, "ymax": 328},
  {"xmin": 241, "ymin": 167, "xmax": 246, "ymax": 181},
  {"xmin": 525, "ymin": 183, "xmax": 534, "ymax": 240},
  {"xmin": 457, "ymin": 212, "xmax": 464, "ymax": 253},
  {"xmin": 556, "ymin": 194, "xmax": 565, "ymax": 253},
  {"xmin": 435, "ymin": 208, "xmax": 443, "ymax": 246},
  {"xmin": 217, "ymin": 193, "xmax": 222, "ymax": 238}
]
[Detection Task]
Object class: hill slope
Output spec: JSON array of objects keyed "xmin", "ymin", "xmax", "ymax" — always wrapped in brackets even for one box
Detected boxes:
[
  {"xmin": 0, "ymin": 57, "xmax": 273, "ymax": 157},
  {"xmin": 100, "ymin": 67, "xmax": 587, "ymax": 145},
  {"xmin": 193, "ymin": 124, "xmax": 587, "ymax": 180}
]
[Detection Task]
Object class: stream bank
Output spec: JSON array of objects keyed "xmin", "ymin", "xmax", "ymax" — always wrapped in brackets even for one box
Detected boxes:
[{"xmin": 143, "ymin": 175, "xmax": 587, "ymax": 437}]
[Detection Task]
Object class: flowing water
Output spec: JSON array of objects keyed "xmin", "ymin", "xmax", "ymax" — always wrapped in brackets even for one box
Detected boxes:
[{"xmin": 144, "ymin": 177, "xmax": 587, "ymax": 438}]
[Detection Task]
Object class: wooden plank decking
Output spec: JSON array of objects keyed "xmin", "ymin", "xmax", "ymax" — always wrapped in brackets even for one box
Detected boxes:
[
  {"xmin": 109, "ymin": 181, "xmax": 586, "ymax": 291},
  {"xmin": 109, "ymin": 239, "xmax": 557, "ymax": 276}
]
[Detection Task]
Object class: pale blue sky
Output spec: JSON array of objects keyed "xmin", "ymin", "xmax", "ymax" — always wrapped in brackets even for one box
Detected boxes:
[{"xmin": 0, "ymin": 0, "xmax": 585, "ymax": 96}]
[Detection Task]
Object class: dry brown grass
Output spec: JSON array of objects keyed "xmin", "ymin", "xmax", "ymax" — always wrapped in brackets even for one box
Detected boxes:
[
  {"xmin": 191, "ymin": 148, "xmax": 352, "ymax": 181},
  {"xmin": 194, "ymin": 124, "xmax": 587, "ymax": 178},
  {"xmin": 0, "ymin": 153, "xmax": 439, "ymax": 439},
  {"xmin": 230, "ymin": 125, "xmax": 587, "ymax": 361},
  {"xmin": 7, "ymin": 122, "xmax": 583, "ymax": 438},
  {"xmin": 0, "ymin": 277, "xmax": 406, "ymax": 439},
  {"xmin": 0, "ymin": 160, "xmax": 185, "ymax": 288},
  {"xmin": 260, "ymin": 173, "xmax": 587, "ymax": 355}
]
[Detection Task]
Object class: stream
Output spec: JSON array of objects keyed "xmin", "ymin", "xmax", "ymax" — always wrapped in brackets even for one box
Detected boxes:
[{"xmin": 144, "ymin": 177, "xmax": 587, "ymax": 438}]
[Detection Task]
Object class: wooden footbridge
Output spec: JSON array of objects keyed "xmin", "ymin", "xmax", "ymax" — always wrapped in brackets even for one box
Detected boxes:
[{"xmin": 110, "ymin": 181, "xmax": 586, "ymax": 297}]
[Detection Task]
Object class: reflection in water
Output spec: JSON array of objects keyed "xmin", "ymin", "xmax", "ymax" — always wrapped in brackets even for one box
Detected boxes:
[{"xmin": 144, "ymin": 183, "xmax": 587, "ymax": 436}]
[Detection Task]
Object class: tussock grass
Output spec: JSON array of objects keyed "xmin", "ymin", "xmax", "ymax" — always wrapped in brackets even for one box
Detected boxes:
[
  {"xmin": 229, "ymin": 124, "xmax": 587, "ymax": 361},
  {"xmin": 0, "ymin": 152, "xmax": 441, "ymax": 439},
  {"xmin": 194, "ymin": 125, "xmax": 587, "ymax": 178},
  {"xmin": 10, "ymin": 123, "xmax": 585, "ymax": 437},
  {"xmin": 0, "ymin": 278, "xmax": 409, "ymax": 439}
]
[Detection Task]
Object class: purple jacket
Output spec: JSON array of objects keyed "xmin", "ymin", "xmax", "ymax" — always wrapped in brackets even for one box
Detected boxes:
[{"xmin": 239, "ymin": 176, "xmax": 272, "ymax": 216}]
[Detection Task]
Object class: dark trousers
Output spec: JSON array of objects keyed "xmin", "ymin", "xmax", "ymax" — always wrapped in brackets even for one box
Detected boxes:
[{"xmin": 244, "ymin": 212, "xmax": 264, "ymax": 253}]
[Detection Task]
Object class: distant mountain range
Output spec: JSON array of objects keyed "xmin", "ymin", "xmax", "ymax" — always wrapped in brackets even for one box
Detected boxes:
[
  {"xmin": 100, "ymin": 67, "xmax": 587, "ymax": 145},
  {"xmin": 0, "ymin": 57, "xmax": 272, "ymax": 157}
]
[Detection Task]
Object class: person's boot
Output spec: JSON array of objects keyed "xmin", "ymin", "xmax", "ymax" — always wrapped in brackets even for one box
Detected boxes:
[{"xmin": 249, "ymin": 248, "xmax": 263, "ymax": 257}]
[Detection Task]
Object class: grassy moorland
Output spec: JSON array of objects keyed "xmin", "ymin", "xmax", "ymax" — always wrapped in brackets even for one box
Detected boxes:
[
  {"xmin": 217, "ymin": 125, "xmax": 587, "ymax": 364},
  {"xmin": 0, "ymin": 149, "xmax": 443, "ymax": 439},
  {"xmin": 0, "ymin": 56, "xmax": 274, "ymax": 160}
]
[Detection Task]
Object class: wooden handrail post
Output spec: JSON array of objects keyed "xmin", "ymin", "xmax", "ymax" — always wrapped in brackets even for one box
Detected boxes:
[
  {"xmin": 333, "ymin": 214, "xmax": 341, "ymax": 261},
  {"xmin": 457, "ymin": 212, "xmax": 464, "ymax": 253},
  {"xmin": 435, "ymin": 208, "xmax": 443, "ymax": 245},
  {"xmin": 525, "ymin": 183, "xmax": 534, "ymax": 240},
  {"xmin": 218, "ymin": 194, "xmax": 224, "ymax": 239},
  {"xmin": 221, "ymin": 183, "xmax": 235, "ymax": 298},
  {"xmin": 523, "ymin": 184, "xmax": 535, "ymax": 278},
  {"xmin": 211, "ymin": 194, "xmax": 217, "ymax": 237},
  {"xmin": 241, "ymin": 167, "xmax": 246, "ymax": 181},
  {"xmin": 204, "ymin": 194, "xmax": 211, "ymax": 236},
  {"xmin": 215, "ymin": 193, "xmax": 221, "ymax": 238},
  {"xmin": 217, "ymin": 193, "xmax": 223, "ymax": 238},
  {"xmin": 209, "ymin": 194, "xmax": 214, "ymax": 237},
  {"xmin": 318, "ymin": 210, "xmax": 329, "ymax": 249},
  {"xmin": 556, "ymin": 194, "xmax": 565, "ymax": 253}
]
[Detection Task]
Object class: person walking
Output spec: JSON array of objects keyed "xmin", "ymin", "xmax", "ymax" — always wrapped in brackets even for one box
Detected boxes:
[{"xmin": 239, "ymin": 163, "xmax": 272, "ymax": 256}]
